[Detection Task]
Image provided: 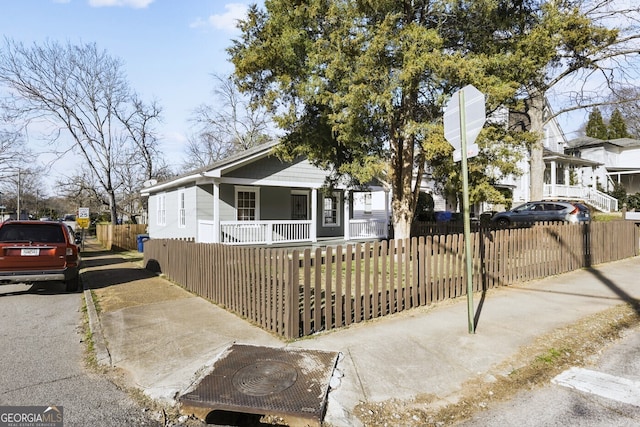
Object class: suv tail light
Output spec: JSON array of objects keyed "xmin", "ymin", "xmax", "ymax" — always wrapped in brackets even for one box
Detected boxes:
[{"xmin": 569, "ymin": 207, "xmax": 579, "ymax": 215}]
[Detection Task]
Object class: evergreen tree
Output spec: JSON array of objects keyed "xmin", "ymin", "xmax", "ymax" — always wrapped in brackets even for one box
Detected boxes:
[
  {"xmin": 585, "ymin": 108, "xmax": 609, "ymax": 139},
  {"xmin": 607, "ymin": 108, "xmax": 629, "ymax": 139},
  {"xmin": 229, "ymin": 0, "xmax": 532, "ymax": 239}
]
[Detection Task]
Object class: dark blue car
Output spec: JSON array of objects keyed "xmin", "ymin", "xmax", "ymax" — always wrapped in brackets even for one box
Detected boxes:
[{"xmin": 491, "ymin": 201, "xmax": 585, "ymax": 226}]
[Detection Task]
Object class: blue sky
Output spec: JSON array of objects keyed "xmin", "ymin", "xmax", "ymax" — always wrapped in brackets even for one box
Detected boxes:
[
  {"xmin": 1, "ymin": 0, "xmax": 254, "ymax": 178},
  {"xmin": 2, "ymin": 0, "xmax": 636, "ymax": 189}
]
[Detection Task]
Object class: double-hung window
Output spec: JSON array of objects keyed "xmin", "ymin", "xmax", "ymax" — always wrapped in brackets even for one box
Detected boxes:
[
  {"xmin": 178, "ymin": 190, "xmax": 186, "ymax": 228},
  {"xmin": 323, "ymin": 192, "xmax": 340, "ymax": 226},
  {"xmin": 156, "ymin": 194, "xmax": 166, "ymax": 226},
  {"xmin": 236, "ymin": 187, "xmax": 259, "ymax": 221},
  {"xmin": 364, "ymin": 192, "xmax": 372, "ymax": 214}
]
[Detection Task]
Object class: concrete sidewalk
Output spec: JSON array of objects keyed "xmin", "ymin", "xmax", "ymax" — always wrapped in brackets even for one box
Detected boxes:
[{"xmin": 80, "ymin": 237, "xmax": 640, "ymax": 426}]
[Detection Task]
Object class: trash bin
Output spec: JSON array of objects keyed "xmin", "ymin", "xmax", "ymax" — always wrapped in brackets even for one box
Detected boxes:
[{"xmin": 136, "ymin": 234, "xmax": 149, "ymax": 252}]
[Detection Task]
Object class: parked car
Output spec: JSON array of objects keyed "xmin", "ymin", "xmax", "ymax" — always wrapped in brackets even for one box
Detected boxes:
[
  {"xmin": 491, "ymin": 201, "xmax": 584, "ymax": 227},
  {"xmin": 0, "ymin": 220, "xmax": 81, "ymax": 292},
  {"xmin": 572, "ymin": 202, "xmax": 591, "ymax": 223},
  {"xmin": 62, "ymin": 214, "xmax": 77, "ymax": 232}
]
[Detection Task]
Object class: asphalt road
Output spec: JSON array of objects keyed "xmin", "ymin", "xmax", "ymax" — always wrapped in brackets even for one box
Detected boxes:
[
  {"xmin": 0, "ymin": 282, "xmax": 162, "ymax": 427},
  {"xmin": 457, "ymin": 326, "xmax": 640, "ymax": 426}
]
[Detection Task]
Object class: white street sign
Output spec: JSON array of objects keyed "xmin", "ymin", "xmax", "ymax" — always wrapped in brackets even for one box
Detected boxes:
[
  {"xmin": 444, "ymin": 84, "xmax": 486, "ymax": 161},
  {"xmin": 78, "ymin": 207, "xmax": 90, "ymax": 219}
]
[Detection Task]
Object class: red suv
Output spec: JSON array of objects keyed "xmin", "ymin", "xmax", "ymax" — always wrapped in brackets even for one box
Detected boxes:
[{"xmin": 0, "ymin": 220, "xmax": 81, "ymax": 292}]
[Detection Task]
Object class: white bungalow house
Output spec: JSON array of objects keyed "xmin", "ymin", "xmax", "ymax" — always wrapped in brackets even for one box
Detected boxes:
[
  {"xmin": 141, "ymin": 141, "xmax": 390, "ymax": 245},
  {"xmin": 565, "ymin": 136, "xmax": 640, "ymax": 198}
]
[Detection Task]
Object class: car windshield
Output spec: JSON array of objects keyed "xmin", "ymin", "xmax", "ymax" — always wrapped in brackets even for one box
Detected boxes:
[{"xmin": 0, "ymin": 224, "xmax": 65, "ymax": 243}]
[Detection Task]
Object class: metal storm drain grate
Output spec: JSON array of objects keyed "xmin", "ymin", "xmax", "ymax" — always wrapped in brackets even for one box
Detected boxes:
[{"xmin": 180, "ymin": 344, "xmax": 339, "ymax": 427}]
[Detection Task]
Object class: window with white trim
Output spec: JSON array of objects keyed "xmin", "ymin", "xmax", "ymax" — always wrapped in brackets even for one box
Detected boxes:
[
  {"xmin": 323, "ymin": 192, "xmax": 340, "ymax": 226},
  {"xmin": 178, "ymin": 190, "xmax": 186, "ymax": 228},
  {"xmin": 236, "ymin": 187, "xmax": 259, "ymax": 221},
  {"xmin": 156, "ymin": 193, "xmax": 166, "ymax": 226}
]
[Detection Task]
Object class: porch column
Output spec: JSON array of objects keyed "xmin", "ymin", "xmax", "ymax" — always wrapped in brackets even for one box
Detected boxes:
[
  {"xmin": 213, "ymin": 181, "xmax": 220, "ymax": 243},
  {"xmin": 384, "ymin": 189, "xmax": 390, "ymax": 239},
  {"xmin": 564, "ymin": 166, "xmax": 570, "ymax": 186},
  {"xmin": 550, "ymin": 160, "xmax": 557, "ymax": 198},
  {"xmin": 310, "ymin": 188, "xmax": 318, "ymax": 242},
  {"xmin": 343, "ymin": 190, "xmax": 351, "ymax": 241}
]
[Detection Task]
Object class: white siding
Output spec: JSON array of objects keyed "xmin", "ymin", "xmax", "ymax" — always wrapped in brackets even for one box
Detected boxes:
[{"xmin": 147, "ymin": 186, "xmax": 198, "ymax": 240}]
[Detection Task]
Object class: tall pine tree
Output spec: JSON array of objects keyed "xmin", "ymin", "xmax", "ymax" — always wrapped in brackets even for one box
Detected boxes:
[
  {"xmin": 608, "ymin": 109, "xmax": 628, "ymax": 139},
  {"xmin": 585, "ymin": 108, "xmax": 609, "ymax": 139}
]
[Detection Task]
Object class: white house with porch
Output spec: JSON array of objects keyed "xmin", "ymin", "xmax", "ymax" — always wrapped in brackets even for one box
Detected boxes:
[
  {"xmin": 566, "ymin": 136, "xmax": 640, "ymax": 200},
  {"xmin": 142, "ymin": 141, "xmax": 390, "ymax": 245},
  {"xmin": 491, "ymin": 104, "xmax": 619, "ymax": 213}
]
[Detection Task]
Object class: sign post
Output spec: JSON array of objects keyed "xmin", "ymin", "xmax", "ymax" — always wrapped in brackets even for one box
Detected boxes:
[{"xmin": 443, "ymin": 85, "xmax": 486, "ymax": 334}]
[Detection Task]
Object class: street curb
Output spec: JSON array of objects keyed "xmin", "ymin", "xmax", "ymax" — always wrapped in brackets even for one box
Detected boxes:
[{"xmin": 83, "ymin": 282, "xmax": 112, "ymax": 367}]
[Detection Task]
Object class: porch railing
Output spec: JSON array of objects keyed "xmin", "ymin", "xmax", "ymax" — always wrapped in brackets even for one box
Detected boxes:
[
  {"xmin": 220, "ymin": 220, "xmax": 312, "ymax": 244},
  {"xmin": 219, "ymin": 218, "xmax": 389, "ymax": 245},
  {"xmin": 543, "ymin": 184, "xmax": 618, "ymax": 212},
  {"xmin": 349, "ymin": 219, "xmax": 388, "ymax": 239},
  {"xmin": 585, "ymin": 187, "xmax": 618, "ymax": 212}
]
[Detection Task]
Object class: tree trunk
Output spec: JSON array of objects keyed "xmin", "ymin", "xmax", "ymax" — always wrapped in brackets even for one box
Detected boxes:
[
  {"xmin": 527, "ymin": 90, "xmax": 546, "ymax": 201},
  {"xmin": 108, "ymin": 190, "xmax": 118, "ymax": 225},
  {"xmin": 390, "ymin": 132, "xmax": 417, "ymax": 240}
]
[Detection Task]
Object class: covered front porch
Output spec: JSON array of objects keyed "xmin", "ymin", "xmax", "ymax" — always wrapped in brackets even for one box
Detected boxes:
[
  {"xmin": 543, "ymin": 150, "xmax": 618, "ymax": 212},
  {"xmin": 198, "ymin": 186, "xmax": 390, "ymax": 245}
]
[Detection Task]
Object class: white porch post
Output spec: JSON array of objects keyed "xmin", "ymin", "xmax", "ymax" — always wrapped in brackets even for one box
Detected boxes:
[
  {"xmin": 550, "ymin": 160, "xmax": 557, "ymax": 198},
  {"xmin": 384, "ymin": 189, "xmax": 390, "ymax": 239},
  {"xmin": 343, "ymin": 190, "xmax": 351, "ymax": 241},
  {"xmin": 213, "ymin": 181, "xmax": 220, "ymax": 243},
  {"xmin": 311, "ymin": 188, "xmax": 318, "ymax": 242},
  {"xmin": 564, "ymin": 166, "xmax": 570, "ymax": 186}
]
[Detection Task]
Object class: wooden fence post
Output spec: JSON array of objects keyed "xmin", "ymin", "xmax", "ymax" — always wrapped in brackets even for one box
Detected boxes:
[{"xmin": 288, "ymin": 250, "xmax": 300, "ymax": 339}]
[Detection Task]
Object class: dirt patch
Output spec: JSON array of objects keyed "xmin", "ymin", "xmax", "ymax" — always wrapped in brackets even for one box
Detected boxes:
[
  {"xmin": 94, "ymin": 278, "xmax": 194, "ymax": 312},
  {"xmin": 355, "ymin": 302, "xmax": 640, "ymax": 426}
]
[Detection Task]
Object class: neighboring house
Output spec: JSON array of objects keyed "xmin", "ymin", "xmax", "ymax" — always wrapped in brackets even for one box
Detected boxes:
[
  {"xmin": 565, "ymin": 136, "xmax": 640, "ymax": 197},
  {"xmin": 483, "ymin": 103, "xmax": 618, "ymax": 213},
  {"xmin": 141, "ymin": 141, "xmax": 390, "ymax": 245},
  {"xmin": 418, "ymin": 103, "xmax": 616, "ymax": 215}
]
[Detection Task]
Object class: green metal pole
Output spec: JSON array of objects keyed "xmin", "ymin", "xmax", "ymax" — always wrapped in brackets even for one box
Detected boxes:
[{"xmin": 459, "ymin": 90, "xmax": 475, "ymax": 334}]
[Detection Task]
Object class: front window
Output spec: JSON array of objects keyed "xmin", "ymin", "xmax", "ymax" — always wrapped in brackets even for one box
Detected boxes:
[
  {"xmin": 323, "ymin": 192, "xmax": 341, "ymax": 226},
  {"xmin": 236, "ymin": 187, "xmax": 259, "ymax": 221}
]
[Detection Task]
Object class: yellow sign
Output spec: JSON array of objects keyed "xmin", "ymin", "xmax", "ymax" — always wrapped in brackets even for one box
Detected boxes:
[{"xmin": 77, "ymin": 218, "xmax": 90, "ymax": 229}]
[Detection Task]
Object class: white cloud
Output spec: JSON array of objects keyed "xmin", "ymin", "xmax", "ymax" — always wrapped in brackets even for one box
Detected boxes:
[
  {"xmin": 190, "ymin": 3, "xmax": 247, "ymax": 32},
  {"xmin": 88, "ymin": 0, "xmax": 154, "ymax": 9}
]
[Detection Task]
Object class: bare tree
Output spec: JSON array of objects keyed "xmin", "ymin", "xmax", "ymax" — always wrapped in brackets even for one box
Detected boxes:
[
  {"xmin": 0, "ymin": 39, "xmax": 165, "ymax": 224},
  {"xmin": 184, "ymin": 73, "xmax": 273, "ymax": 170},
  {"xmin": 0, "ymin": 126, "xmax": 30, "ymax": 175},
  {"xmin": 55, "ymin": 171, "xmax": 110, "ymax": 214},
  {"xmin": 604, "ymin": 86, "xmax": 640, "ymax": 138},
  {"xmin": 521, "ymin": 0, "xmax": 640, "ymax": 200}
]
